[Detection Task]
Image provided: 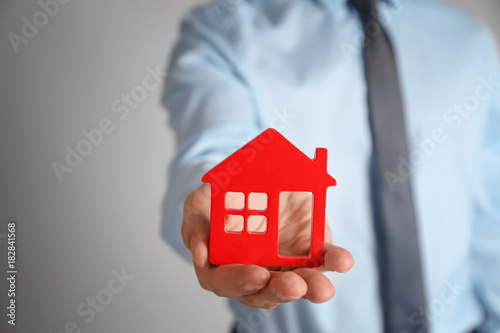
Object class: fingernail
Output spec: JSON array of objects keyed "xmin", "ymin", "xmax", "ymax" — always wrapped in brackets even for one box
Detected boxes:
[
  {"xmin": 190, "ymin": 238, "xmax": 201, "ymax": 267},
  {"xmin": 241, "ymin": 283, "xmax": 264, "ymax": 293},
  {"xmin": 193, "ymin": 255, "xmax": 201, "ymax": 267},
  {"xmin": 272, "ymin": 289, "xmax": 290, "ymax": 303}
]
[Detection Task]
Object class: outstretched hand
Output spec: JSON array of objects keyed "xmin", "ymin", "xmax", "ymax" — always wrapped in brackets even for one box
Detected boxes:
[{"xmin": 181, "ymin": 184, "xmax": 354, "ymax": 309}]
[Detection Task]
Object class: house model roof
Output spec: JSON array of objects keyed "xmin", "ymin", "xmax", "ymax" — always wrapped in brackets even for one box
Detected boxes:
[{"xmin": 202, "ymin": 128, "xmax": 336, "ymax": 192}]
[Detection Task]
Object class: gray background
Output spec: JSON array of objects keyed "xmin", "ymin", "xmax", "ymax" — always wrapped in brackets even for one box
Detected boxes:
[{"xmin": 0, "ymin": 0, "xmax": 499, "ymax": 332}]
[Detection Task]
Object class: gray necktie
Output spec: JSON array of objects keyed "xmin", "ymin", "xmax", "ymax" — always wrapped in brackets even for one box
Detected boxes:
[{"xmin": 349, "ymin": 0, "xmax": 428, "ymax": 332}]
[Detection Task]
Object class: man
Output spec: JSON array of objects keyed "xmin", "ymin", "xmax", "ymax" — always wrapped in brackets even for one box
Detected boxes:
[{"xmin": 162, "ymin": 0, "xmax": 500, "ymax": 332}]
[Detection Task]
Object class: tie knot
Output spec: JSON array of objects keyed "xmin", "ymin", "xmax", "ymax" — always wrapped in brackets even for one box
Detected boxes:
[{"xmin": 350, "ymin": 0, "xmax": 377, "ymax": 14}]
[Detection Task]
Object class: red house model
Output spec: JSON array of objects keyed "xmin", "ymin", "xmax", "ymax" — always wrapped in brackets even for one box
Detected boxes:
[{"xmin": 202, "ymin": 128, "xmax": 336, "ymax": 267}]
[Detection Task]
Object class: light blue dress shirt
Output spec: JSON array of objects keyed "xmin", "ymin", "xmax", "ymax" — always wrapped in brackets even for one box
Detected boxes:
[{"xmin": 162, "ymin": 0, "xmax": 500, "ymax": 332}]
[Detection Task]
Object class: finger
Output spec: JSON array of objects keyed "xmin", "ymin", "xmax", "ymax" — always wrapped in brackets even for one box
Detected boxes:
[
  {"xmin": 238, "ymin": 271, "xmax": 307, "ymax": 309},
  {"xmin": 181, "ymin": 185, "xmax": 211, "ymax": 265},
  {"xmin": 321, "ymin": 243, "xmax": 354, "ymax": 273},
  {"xmin": 181, "ymin": 206, "xmax": 209, "ymax": 250},
  {"xmin": 190, "ymin": 230, "xmax": 209, "ymax": 267},
  {"xmin": 325, "ymin": 222, "xmax": 332, "ymax": 243},
  {"xmin": 181, "ymin": 212, "xmax": 210, "ymax": 267},
  {"xmin": 293, "ymin": 268, "xmax": 335, "ymax": 303},
  {"xmin": 195, "ymin": 264, "xmax": 271, "ymax": 298}
]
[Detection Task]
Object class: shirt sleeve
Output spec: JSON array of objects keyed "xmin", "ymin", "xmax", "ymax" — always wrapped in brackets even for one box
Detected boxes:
[
  {"xmin": 472, "ymin": 28, "xmax": 500, "ymax": 333},
  {"xmin": 161, "ymin": 5, "xmax": 261, "ymax": 261}
]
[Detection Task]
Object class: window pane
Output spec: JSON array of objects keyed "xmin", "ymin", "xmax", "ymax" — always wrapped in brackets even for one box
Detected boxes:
[
  {"xmin": 225, "ymin": 215, "xmax": 244, "ymax": 233},
  {"xmin": 225, "ymin": 192, "xmax": 245, "ymax": 210},
  {"xmin": 248, "ymin": 192, "xmax": 268, "ymax": 211},
  {"xmin": 248, "ymin": 215, "xmax": 267, "ymax": 234}
]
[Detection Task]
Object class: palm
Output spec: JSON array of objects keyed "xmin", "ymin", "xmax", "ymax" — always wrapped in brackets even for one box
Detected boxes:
[{"xmin": 277, "ymin": 191, "xmax": 331, "ymax": 258}]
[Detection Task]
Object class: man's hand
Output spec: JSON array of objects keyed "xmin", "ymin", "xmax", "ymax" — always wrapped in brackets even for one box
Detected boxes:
[{"xmin": 181, "ymin": 184, "xmax": 354, "ymax": 309}]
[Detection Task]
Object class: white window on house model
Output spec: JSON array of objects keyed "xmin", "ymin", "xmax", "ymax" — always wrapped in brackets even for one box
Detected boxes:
[{"xmin": 224, "ymin": 192, "xmax": 268, "ymax": 234}]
